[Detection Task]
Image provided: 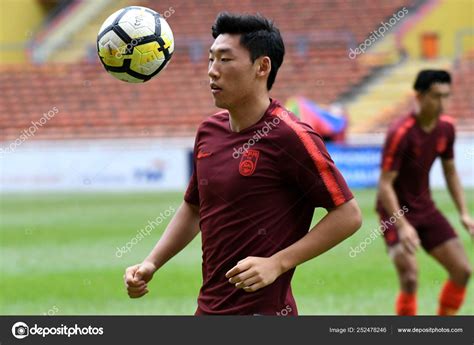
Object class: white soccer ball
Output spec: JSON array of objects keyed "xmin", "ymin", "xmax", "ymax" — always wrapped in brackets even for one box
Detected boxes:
[{"xmin": 97, "ymin": 6, "xmax": 174, "ymax": 83}]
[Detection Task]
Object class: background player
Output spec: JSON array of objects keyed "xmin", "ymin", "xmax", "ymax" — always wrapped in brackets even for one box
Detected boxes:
[
  {"xmin": 377, "ymin": 70, "xmax": 474, "ymax": 315},
  {"xmin": 124, "ymin": 12, "xmax": 362, "ymax": 315}
]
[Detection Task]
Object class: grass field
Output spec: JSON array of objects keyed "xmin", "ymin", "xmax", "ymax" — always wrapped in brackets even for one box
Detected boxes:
[{"xmin": 1, "ymin": 189, "xmax": 472, "ymax": 315}]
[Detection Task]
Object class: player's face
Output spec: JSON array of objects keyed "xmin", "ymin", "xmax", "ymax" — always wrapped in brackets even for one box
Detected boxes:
[
  {"xmin": 208, "ymin": 34, "xmax": 259, "ymax": 109},
  {"xmin": 418, "ymin": 83, "xmax": 451, "ymax": 117}
]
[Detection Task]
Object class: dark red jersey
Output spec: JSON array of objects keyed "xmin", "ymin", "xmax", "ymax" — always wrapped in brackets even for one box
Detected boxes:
[
  {"xmin": 377, "ymin": 113, "xmax": 455, "ymax": 222},
  {"xmin": 185, "ymin": 99, "xmax": 353, "ymax": 315}
]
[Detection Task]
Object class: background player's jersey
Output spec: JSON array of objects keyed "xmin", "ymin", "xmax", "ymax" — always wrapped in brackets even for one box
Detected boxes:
[
  {"xmin": 185, "ymin": 99, "xmax": 353, "ymax": 315},
  {"xmin": 377, "ymin": 113, "xmax": 455, "ymax": 220}
]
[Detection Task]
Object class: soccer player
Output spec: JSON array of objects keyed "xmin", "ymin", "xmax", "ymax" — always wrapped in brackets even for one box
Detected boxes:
[
  {"xmin": 377, "ymin": 70, "xmax": 473, "ymax": 315},
  {"xmin": 124, "ymin": 13, "xmax": 362, "ymax": 315}
]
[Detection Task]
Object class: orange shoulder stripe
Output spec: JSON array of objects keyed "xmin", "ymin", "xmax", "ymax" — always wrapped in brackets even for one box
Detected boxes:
[
  {"xmin": 440, "ymin": 115, "xmax": 455, "ymax": 125},
  {"xmin": 382, "ymin": 117, "xmax": 416, "ymax": 171},
  {"xmin": 273, "ymin": 107, "xmax": 346, "ymax": 206}
]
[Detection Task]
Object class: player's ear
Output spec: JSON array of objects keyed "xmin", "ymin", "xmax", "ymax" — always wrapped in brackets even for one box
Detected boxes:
[
  {"xmin": 413, "ymin": 91, "xmax": 424, "ymax": 113},
  {"xmin": 256, "ymin": 56, "xmax": 271, "ymax": 78},
  {"xmin": 414, "ymin": 91, "xmax": 426, "ymax": 104}
]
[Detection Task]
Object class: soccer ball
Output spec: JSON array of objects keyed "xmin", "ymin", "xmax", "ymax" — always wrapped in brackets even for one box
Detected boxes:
[{"xmin": 97, "ymin": 6, "xmax": 174, "ymax": 83}]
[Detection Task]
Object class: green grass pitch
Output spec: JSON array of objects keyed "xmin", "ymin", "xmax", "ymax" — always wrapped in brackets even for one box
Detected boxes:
[{"xmin": 0, "ymin": 189, "xmax": 472, "ymax": 315}]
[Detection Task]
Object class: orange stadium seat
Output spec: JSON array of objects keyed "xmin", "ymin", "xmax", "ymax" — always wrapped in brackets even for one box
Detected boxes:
[
  {"xmin": 372, "ymin": 51, "xmax": 474, "ymax": 132},
  {"xmin": 0, "ymin": 0, "xmax": 413, "ymax": 140}
]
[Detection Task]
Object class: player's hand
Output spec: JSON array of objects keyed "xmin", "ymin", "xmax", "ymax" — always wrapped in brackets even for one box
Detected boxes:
[
  {"xmin": 460, "ymin": 213, "xmax": 474, "ymax": 236},
  {"xmin": 397, "ymin": 223, "xmax": 420, "ymax": 254},
  {"xmin": 225, "ymin": 256, "xmax": 283, "ymax": 293},
  {"xmin": 124, "ymin": 261, "xmax": 157, "ymax": 298}
]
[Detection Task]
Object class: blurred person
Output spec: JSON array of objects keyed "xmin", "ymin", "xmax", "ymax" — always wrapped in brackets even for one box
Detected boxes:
[
  {"xmin": 377, "ymin": 70, "xmax": 473, "ymax": 315},
  {"xmin": 124, "ymin": 12, "xmax": 361, "ymax": 315}
]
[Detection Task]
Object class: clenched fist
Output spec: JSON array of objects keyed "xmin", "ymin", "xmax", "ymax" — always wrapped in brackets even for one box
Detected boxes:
[{"xmin": 124, "ymin": 261, "xmax": 157, "ymax": 298}]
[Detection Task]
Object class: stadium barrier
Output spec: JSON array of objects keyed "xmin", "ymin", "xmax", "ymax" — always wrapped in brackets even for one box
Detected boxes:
[{"xmin": 1, "ymin": 134, "xmax": 472, "ymax": 192}]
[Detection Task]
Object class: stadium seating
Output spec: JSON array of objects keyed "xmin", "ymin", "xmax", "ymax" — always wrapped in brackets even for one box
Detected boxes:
[
  {"xmin": 0, "ymin": 50, "xmax": 370, "ymax": 140},
  {"xmin": 51, "ymin": 0, "xmax": 412, "ymax": 63},
  {"xmin": 1, "ymin": 0, "xmax": 415, "ymax": 140},
  {"xmin": 367, "ymin": 51, "xmax": 474, "ymax": 133},
  {"xmin": 448, "ymin": 51, "xmax": 474, "ymax": 131},
  {"xmin": 348, "ymin": 58, "xmax": 452, "ymax": 133}
]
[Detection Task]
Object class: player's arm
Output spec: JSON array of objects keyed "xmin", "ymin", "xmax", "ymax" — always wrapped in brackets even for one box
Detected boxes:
[
  {"xmin": 442, "ymin": 158, "xmax": 474, "ymax": 235},
  {"xmin": 227, "ymin": 124, "xmax": 362, "ymax": 292},
  {"xmin": 124, "ymin": 201, "xmax": 200, "ymax": 298},
  {"xmin": 378, "ymin": 170, "xmax": 420, "ymax": 253},
  {"xmin": 226, "ymin": 199, "xmax": 362, "ymax": 292}
]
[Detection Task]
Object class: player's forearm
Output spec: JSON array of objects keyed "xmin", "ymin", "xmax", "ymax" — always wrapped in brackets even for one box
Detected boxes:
[
  {"xmin": 378, "ymin": 180, "xmax": 410, "ymax": 227},
  {"xmin": 143, "ymin": 201, "xmax": 200, "ymax": 270},
  {"xmin": 444, "ymin": 166, "xmax": 469, "ymax": 216},
  {"xmin": 271, "ymin": 199, "xmax": 362, "ymax": 274}
]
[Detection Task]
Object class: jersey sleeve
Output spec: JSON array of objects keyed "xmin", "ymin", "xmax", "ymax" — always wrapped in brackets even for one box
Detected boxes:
[
  {"xmin": 184, "ymin": 132, "xmax": 200, "ymax": 206},
  {"xmin": 381, "ymin": 127, "xmax": 409, "ymax": 172},
  {"xmin": 280, "ymin": 122, "xmax": 353, "ymax": 210},
  {"xmin": 440, "ymin": 121, "xmax": 455, "ymax": 160}
]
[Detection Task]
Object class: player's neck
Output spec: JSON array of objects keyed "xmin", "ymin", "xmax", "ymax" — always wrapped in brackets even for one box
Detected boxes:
[
  {"xmin": 415, "ymin": 110, "xmax": 438, "ymax": 133},
  {"xmin": 228, "ymin": 96, "xmax": 271, "ymax": 133}
]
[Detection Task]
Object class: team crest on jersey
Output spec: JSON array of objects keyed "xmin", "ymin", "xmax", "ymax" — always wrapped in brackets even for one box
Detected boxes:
[
  {"xmin": 239, "ymin": 149, "xmax": 260, "ymax": 176},
  {"xmin": 437, "ymin": 136, "xmax": 447, "ymax": 154}
]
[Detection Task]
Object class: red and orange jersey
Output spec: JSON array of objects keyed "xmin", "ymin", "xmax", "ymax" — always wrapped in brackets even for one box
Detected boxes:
[
  {"xmin": 377, "ymin": 113, "xmax": 455, "ymax": 219},
  {"xmin": 185, "ymin": 99, "xmax": 353, "ymax": 315}
]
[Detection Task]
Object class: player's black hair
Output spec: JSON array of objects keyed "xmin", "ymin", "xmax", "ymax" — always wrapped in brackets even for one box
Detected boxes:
[
  {"xmin": 413, "ymin": 70, "xmax": 451, "ymax": 93},
  {"xmin": 211, "ymin": 12, "xmax": 285, "ymax": 90}
]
